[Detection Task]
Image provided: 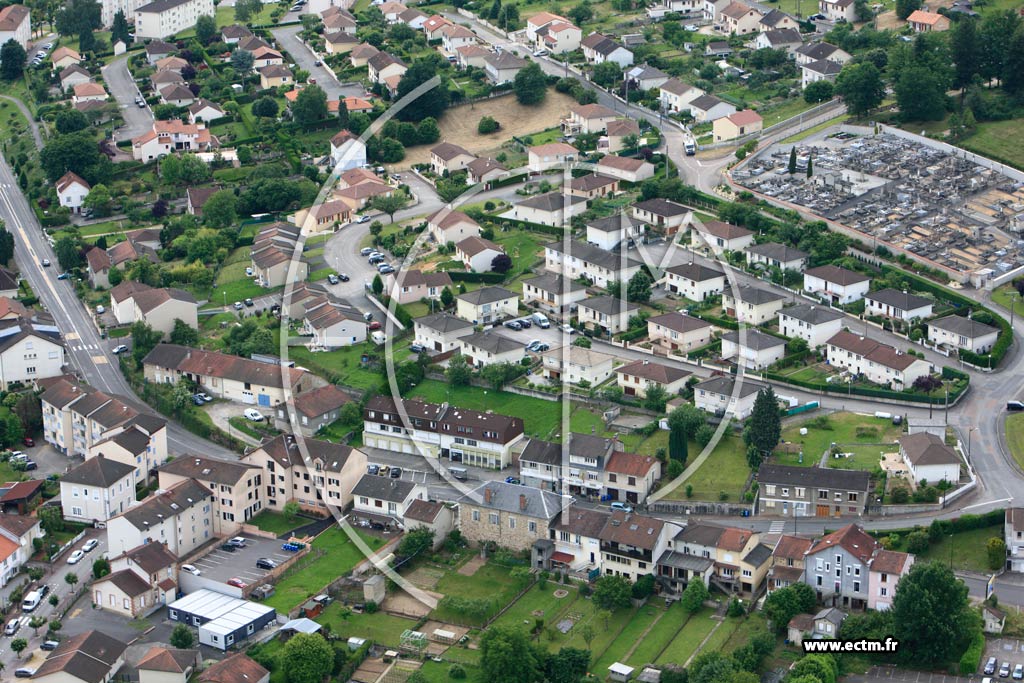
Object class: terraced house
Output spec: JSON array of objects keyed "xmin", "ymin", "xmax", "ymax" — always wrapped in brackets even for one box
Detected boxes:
[
  {"xmin": 362, "ymin": 396, "xmax": 524, "ymax": 468},
  {"xmin": 755, "ymin": 464, "xmax": 871, "ymax": 518}
]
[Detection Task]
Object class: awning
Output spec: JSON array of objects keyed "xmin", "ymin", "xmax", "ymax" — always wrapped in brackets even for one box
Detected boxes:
[{"xmin": 551, "ymin": 551, "xmax": 575, "ymax": 565}]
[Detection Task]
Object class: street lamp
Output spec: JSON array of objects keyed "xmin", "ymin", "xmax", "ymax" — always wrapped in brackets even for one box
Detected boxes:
[
  {"xmin": 967, "ymin": 427, "xmax": 976, "ymax": 465},
  {"xmin": 1011, "ymin": 292, "xmax": 1019, "ymax": 329},
  {"xmin": 223, "ymin": 291, "xmax": 227, "ymax": 308}
]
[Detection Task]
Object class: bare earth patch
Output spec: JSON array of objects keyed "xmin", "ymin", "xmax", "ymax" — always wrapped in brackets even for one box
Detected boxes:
[
  {"xmin": 457, "ymin": 554, "xmax": 487, "ymax": 576},
  {"xmin": 383, "ymin": 589, "xmax": 444, "ymax": 618},
  {"xmin": 394, "ymin": 91, "xmax": 578, "ymax": 169},
  {"xmin": 405, "ymin": 565, "xmax": 444, "ymax": 589}
]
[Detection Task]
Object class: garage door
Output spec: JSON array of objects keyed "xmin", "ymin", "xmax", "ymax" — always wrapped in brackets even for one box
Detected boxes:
[{"xmin": 403, "ymin": 444, "xmax": 413, "ymax": 454}]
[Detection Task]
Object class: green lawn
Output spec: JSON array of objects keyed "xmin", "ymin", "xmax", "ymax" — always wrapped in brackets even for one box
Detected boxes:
[
  {"xmin": 759, "ymin": 98, "xmax": 817, "ymax": 128},
  {"xmin": 247, "ymin": 510, "xmax": 307, "ymax": 536},
  {"xmin": 493, "ymin": 230, "xmax": 545, "ymax": 278},
  {"xmin": 916, "ymin": 524, "xmax": 1003, "ymax": 573},
  {"xmin": 624, "ymin": 601, "xmax": 692, "ymax": 668},
  {"xmin": 264, "ymin": 527, "xmax": 384, "ymax": 612},
  {"xmin": 431, "ymin": 561, "xmax": 529, "ymax": 625},
  {"xmin": 992, "ymin": 284, "xmax": 1024, "ymax": 320},
  {"xmin": 825, "ymin": 445, "xmax": 887, "ymax": 472},
  {"xmin": 779, "ymin": 115, "xmax": 851, "ymax": 144},
  {"xmin": 662, "ymin": 434, "xmax": 750, "ymax": 502},
  {"xmin": 417, "ymin": 660, "xmax": 482, "ymax": 683},
  {"xmin": 593, "ymin": 601, "xmax": 664, "ymax": 672},
  {"xmin": 317, "ymin": 604, "xmax": 418, "ymax": 645},
  {"xmin": 654, "ymin": 607, "xmax": 718, "ymax": 666},
  {"xmin": 287, "ymin": 341, "xmax": 412, "ymax": 391},
  {"xmin": 1006, "ymin": 413, "xmax": 1024, "ymax": 472},
  {"xmin": 778, "ymin": 411, "xmax": 905, "ymax": 463},
  {"xmin": 204, "ymin": 248, "xmax": 280, "ymax": 305},
  {"xmin": 962, "ymin": 118, "xmax": 1024, "ymax": 171},
  {"xmin": 491, "ymin": 583, "xmax": 579, "ymax": 633}
]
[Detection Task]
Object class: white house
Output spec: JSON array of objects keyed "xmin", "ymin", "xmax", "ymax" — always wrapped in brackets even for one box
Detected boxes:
[
  {"xmin": 430, "ymin": 141, "xmax": 476, "ymax": 176},
  {"xmin": 778, "ymin": 303, "xmax": 845, "ymax": 348},
  {"xmin": 0, "ymin": 320, "xmax": 66, "ymax": 389},
  {"xmin": 721, "ymin": 329, "xmax": 786, "ymax": 370},
  {"xmin": 60, "ymin": 454, "xmax": 136, "ymax": 524},
  {"xmin": 455, "ymin": 286, "xmax": 519, "ymax": 325},
  {"xmin": 689, "ymin": 94, "xmax": 736, "ymax": 122},
  {"xmin": 508, "ymin": 191, "xmax": 588, "ymax": 227},
  {"xmin": 615, "ymin": 359, "xmax": 691, "ymax": 398},
  {"xmin": 586, "ymin": 214, "xmax": 646, "ymax": 251},
  {"xmin": 646, "ymin": 311, "xmax": 714, "ymax": 353},
  {"xmin": 663, "ymin": 262, "xmax": 726, "ymax": 301},
  {"xmin": 928, "ymin": 315, "xmax": 999, "ymax": 354},
  {"xmin": 544, "ymin": 240, "xmax": 643, "ymax": 289},
  {"xmin": 562, "ymin": 103, "xmax": 619, "ymax": 135},
  {"xmin": 804, "ymin": 265, "xmax": 870, "ymax": 305},
  {"xmin": 794, "ymin": 42, "xmax": 852, "ymax": 66},
  {"xmin": 578, "ymin": 295, "xmax": 638, "ymax": 335},
  {"xmin": 541, "ymin": 346, "xmax": 616, "ymax": 386},
  {"xmin": 526, "ymin": 10, "xmax": 570, "ymax": 41},
  {"xmin": 527, "ymin": 142, "xmax": 578, "ymax": 172},
  {"xmin": 351, "ymin": 475, "xmax": 426, "ymax": 526},
  {"xmin": 898, "ymin": 432, "xmax": 961, "ymax": 485},
  {"xmin": 459, "ymin": 332, "xmax": 525, "ymax": 368},
  {"xmin": 865, "ymin": 289, "xmax": 933, "ymax": 321},
  {"xmin": 329, "ymin": 129, "xmax": 367, "ymax": 170},
  {"xmin": 819, "ymin": 0, "xmax": 857, "ymax": 22},
  {"xmin": 596, "ymin": 155, "xmax": 656, "ymax": 183},
  {"xmin": 722, "ymin": 284, "xmax": 786, "ymax": 324},
  {"xmin": 692, "ymin": 219, "xmax": 755, "ymax": 251},
  {"xmin": 303, "ymin": 300, "xmax": 367, "ymax": 350},
  {"xmin": 534, "ymin": 20, "xmax": 582, "ymax": 54},
  {"xmin": 56, "ymin": 171, "xmax": 91, "ymax": 215},
  {"xmin": 745, "ymin": 242, "xmax": 808, "ymax": 271},
  {"xmin": 135, "ymin": 0, "xmax": 215, "ymax": 38},
  {"xmin": 632, "ymin": 198, "xmax": 690, "ymax": 235},
  {"xmin": 801, "ymin": 59, "xmax": 842, "ymax": 88},
  {"xmin": 625, "ymin": 64, "xmax": 670, "ymax": 91},
  {"xmin": 693, "ymin": 375, "xmax": 765, "ymax": 419},
  {"xmin": 426, "ymin": 209, "xmax": 481, "ymax": 244},
  {"xmin": 0, "ymin": 5, "xmax": 30, "ymax": 50},
  {"xmin": 825, "ymin": 330, "xmax": 931, "ymax": 389},
  {"xmin": 522, "ymin": 273, "xmax": 588, "ymax": 315},
  {"xmin": 482, "ymin": 51, "xmax": 527, "ymax": 84},
  {"xmin": 413, "ymin": 312, "xmax": 475, "ymax": 354},
  {"xmin": 455, "ymin": 236, "xmax": 505, "ymax": 272},
  {"xmin": 581, "ymin": 32, "xmax": 634, "ymax": 67},
  {"xmin": 659, "ymin": 78, "xmax": 705, "ymax": 114}
]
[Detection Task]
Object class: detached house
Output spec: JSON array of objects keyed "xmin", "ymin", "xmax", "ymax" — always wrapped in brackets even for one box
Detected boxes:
[
  {"xmin": 663, "ymin": 262, "xmax": 726, "ymax": 301},
  {"xmin": 426, "ymin": 209, "xmax": 481, "ymax": 244},
  {"xmin": 616, "ymin": 359, "xmax": 691, "ymax": 398},
  {"xmin": 692, "ymin": 219, "xmax": 755, "ymax": 251},
  {"xmin": 528, "ymin": 142, "xmax": 579, "ymax": 172},
  {"xmin": 898, "ymin": 432, "xmax": 961, "ymax": 485},
  {"xmin": 56, "ymin": 171, "xmax": 91, "ymax": 215},
  {"xmin": 720, "ymin": 1, "xmax": 763, "ymax": 33},
  {"xmin": 907, "ymin": 9, "xmax": 949, "ymax": 31},
  {"xmin": 522, "ymin": 273, "xmax": 588, "ymax": 315},
  {"xmin": 386, "ymin": 269, "xmax": 453, "ymax": 305},
  {"xmin": 928, "ymin": 314, "xmax": 999, "ymax": 354},
  {"xmin": 586, "ymin": 214, "xmax": 646, "ymax": 251},
  {"xmin": 693, "ymin": 375, "xmax": 766, "ymax": 419},
  {"xmin": 632, "ymin": 198, "xmax": 690, "ymax": 235},
  {"xmin": 93, "ymin": 543, "xmax": 178, "ymax": 619},
  {"xmin": 865, "ymin": 288, "xmax": 933, "ymax": 321},
  {"xmin": 581, "ymin": 32, "xmax": 634, "ymax": 67},
  {"xmin": 578, "ymin": 295, "xmax": 639, "ymax": 335},
  {"xmin": 459, "ymin": 331, "xmax": 525, "ymax": 368},
  {"xmin": 351, "ymin": 475, "xmax": 425, "ymax": 528},
  {"xmin": 689, "ymin": 94, "xmax": 737, "ymax": 123},
  {"xmin": 509, "ymin": 191, "xmax": 588, "ymax": 226},
  {"xmin": 482, "ymin": 51, "xmax": 528, "ymax": 84},
  {"xmin": 367, "ymin": 51, "xmax": 407, "ymax": 83},
  {"xmin": 646, "ymin": 311, "xmax": 713, "ymax": 353},
  {"xmin": 778, "ymin": 303, "xmax": 845, "ymax": 348},
  {"xmin": 745, "ymin": 242, "xmax": 808, "ymax": 271},
  {"xmin": 819, "ymin": 0, "xmax": 857, "ymax": 21},
  {"xmin": 279, "ymin": 384, "xmax": 352, "ymax": 437},
  {"xmin": 534, "ymin": 20, "xmax": 582, "ymax": 54},
  {"xmin": 721, "ymin": 329, "xmax": 786, "ymax": 370},
  {"xmin": 455, "ymin": 286, "xmax": 518, "ymax": 325},
  {"xmin": 413, "ymin": 312, "xmax": 475, "ymax": 354},
  {"xmin": 756, "ymin": 464, "xmax": 871, "ymax": 518},
  {"xmin": 596, "ymin": 155, "xmax": 656, "ymax": 183},
  {"xmin": 60, "ymin": 454, "xmax": 136, "ymax": 524},
  {"xmin": 803, "ymin": 265, "xmax": 870, "ymax": 304},
  {"xmin": 722, "ymin": 284, "xmax": 786, "ymax": 324},
  {"xmin": 430, "ymin": 142, "xmax": 476, "ymax": 176},
  {"xmin": 659, "ymin": 78, "xmax": 705, "ymax": 114},
  {"xmin": 825, "ymin": 330, "xmax": 931, "ymax": 388},
  {"xmin": 541, "ymin": 345, "xmax": 616, "ymax": 386},
  {"xmin": 455, "ymin": 236, "xmax": 506, "ymax": 272}
]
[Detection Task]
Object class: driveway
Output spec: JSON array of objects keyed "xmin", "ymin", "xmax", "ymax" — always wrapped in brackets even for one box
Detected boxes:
[
  {"xmin": 102, "ymin": 56, "xmax": 154, "ymax": 142},
  {"xmin": 202, "ymin": 401, "xmax": 264, "ymax": 446},
  {"xmin": 271, "ymin": 25, "xmax": 365, "ymax": 101}
]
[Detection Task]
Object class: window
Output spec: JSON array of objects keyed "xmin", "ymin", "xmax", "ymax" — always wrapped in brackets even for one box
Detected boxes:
[
  {"xmin": 848, "ymin": 492, "xmax": 858, "ymax": 502},
  {"xmin": 608, "ymin": 473, "xmax": 617, "ymax": 483},
  {"xmin": 880, "ymin": 587, "xmax": 888, "ymax": 597},
  {"xmin": 509, "ymin": 517, "xmax": 516, "ymax": 530},
  {"xmin": 880, "ymin": 572, "xmax": 888, "ymax": 583},
  {"xmin": 781, "ymin": 488, "xmax": 789, "ymax": 497},
  {"xmin": 853, "ymin": 580, "xmax": 860, "ymax": 592},
  {"xmin": 489, "ymin": 513, "xmax": 499, "ymax": 525},
  {"xmin": 472, "ymin": 510, "xmax": 480, "ymax": 522},
  {"xmin": 818, "ymin": 489, "xmax": 828, "ymax": 499},
  {"xmin": 528, "ymin": 521, "xmax": 537, "ymax": 533}
]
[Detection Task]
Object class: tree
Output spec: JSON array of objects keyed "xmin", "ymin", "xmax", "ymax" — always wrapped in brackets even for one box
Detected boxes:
[
  {"xmin": 83, "ymin": 184, "xmax": 112, "ymax": 218},
  {"xmin": 395, "ymin": 61, "xmax": 449, "ymax": 122},
  {"xmin": 398, "ymin": 528, "xmax": 434, "ymax": 558},
  {"xmin": 834, "ymin": 62, "xmax": 884, "ymax": 118},
  {"xmin": 169, "ymin": 318, "xmax": 199, "ymax": 347},
  {"xmin": 293, "ymin": 85, "xmax": 329, "ymax": 125},
  {"xmin": 681, "ymin": 577, "xmax": 709, "ymax": 612},
  {"xmin": 479, "ymin": 626, "xmax": 543, "ymax": 683},
  {"xmin": 804, "ymin": 80, "xmax": 833, "ymax": 104},
  {"xmin": 669, "ymin": 419, "xmax": 688, "ymax": 465},
  {"xmin": 514, "ymin": 63, "xmax": 547, "ymax": 105},
  {"xmin": 41, "ymin": 130, "xmax": 108, "ymax": 184},
  {"xmin": 64, "ymin": 572, "xmax": 79, "ymax": 589},
  {"xmin": 0, "ymin": 40, "xmax": 25, "ymax": 80},
  {"xmin": 642, "ymin": 383, "xmax": 668, "ymax": 412},
  {"xmin": 371, "ymin": 274, "xmax": 383, "ymax": 296},
  {"xmin": 593, "ymin": 575, "xmax": 632, "ymax": 611},
  {"xmin": 111, "ymin": 9, "xmax": 131, "ymax": 45},
  {"xmin": 478, "ymin": 116, "xmax": 500, "ymax": 134},
  {"xmin": 481, "ymin": 362, "xmax": 522, "ymax": 390},
  {"xmin": 283, "ymin": 633, "xmax": 334, "ymax": 683},
  {"xmin": 746, "ymin": 387, "xmax": 780, "ymax": 461},
  {"xmin": 988, "ymin": 537, "xmax": 1007, "ymax": 571},
  {"xmin": 170, "ymin": 624, "xmax": 196, "ymax": 649},
  {"xmin": 337, "ymin": 99, "xmax": 349, "ymax": 131},
  {"xmin": 202, "ymin": 190, "xmax": 237, "ymax": 229},
  {"xmin": 592, "ymin": 61, "xmax": 621, "ymax": 88},
  {"xmin": 195, "ymin": 14, "xmax": 217, "ymax": 44},
  {"xmin": 10, "ymin": 638, "xmax": 26, "ymax": 658},
  {"xmin": 895, "ymin": 0, "xmax": 920, "ymax": 19},
  {"xmin": 48, "ymin": 619, "xmax": 62, "ymax": 634},
  {"xmin": 56, "ymin": 0, "xmax": 101, "ymax": 38},
  {"xmin": 789, "ymin": 654, "xmax": 838, "ymax": 683},
  {"xmin": 579, "ymin": 623, "xmax": 595, "ymax": 649},
  {"xmin": 78, "ymin": 29, "xmax": 96, "ymax": 53},
  {"xmin": 806, "ymin": 157, "xmax": 813, "ymax": 178},
  {"xmin": 252, "ymin": 96, "xmax": 280, "ymax": 119},
  {"xmin": 627, "ymin": 269, "xmax": 652, "ymax": 303},
  {"xmin": 763, "ymin": 583, "xmax": 816, "ymax": 632},
  {"xmin": 892, "ymin": 561, "xmax": 976, "ymax": 667},
  {"xmin": 1003, "ymin": 24, "xmax": 1024, "ymax": 95},
  {"xmin": 895, "ymin": 66, "xmax": 947, "ymax": 122},
  {"xmin": 231, "ymin": 49, "xmax": 254, "ymax": 72},
  {"xmin": 545, "ymin": 647, "xmax": 590, "ymax": 683},
  {"xmin": 92, "ymin": 557, "xmax": 110, "ymax": 578},
  {"xmin": 440, "ymin": 286, "xmax": 454, "ymax": 308},
  {"xmin": 55, "ymin": 109, "xmax": 90, "ymax": 135},
  {"xmin": 131, "ymin": 321, "xmax": 162, "ymax": 364},
  {"xmin": 568, "ymin": 1, "xmax": 593, "ymax": 24},
  {"xmin": 446, "ymin": 354, "xmax": 473, "ymax": 386},
  {"xmin": 417, "ymin": 117, "xmax": 441, "ymax": 145},
  {"xmin": 54, "ymin": 236, "xmax": 81, "ymax": 271},
  {"xmin": 235, "ymin": 0, "xmax": 262, "ymax": 22},
  {"xmin": 29, "ymin": 616, "xmax": 46, "ymax": 635},
  {"xmin": 370, "ymin": 193, "xmax": 410, "ymax": 223},
  {"xmin": 951, "ymin": 17, "xmax": 981, "ymax": 89},
  {"xmin": 491, "ymin": 253, "xmax": 512, "ymax": 273},
  {"xmin": 14, "ymin": 393, "xmax": 41, "ymax": 434}
]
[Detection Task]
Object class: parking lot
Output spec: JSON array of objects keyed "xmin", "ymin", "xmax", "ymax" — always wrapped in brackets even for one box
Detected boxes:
[
  {"xmin": 188, "ymin": 534, "xmax": 294, "ymax": 588},
  {"xmin": 984, "ymin": 639, "xmax": 1024, "ymax": 678}
]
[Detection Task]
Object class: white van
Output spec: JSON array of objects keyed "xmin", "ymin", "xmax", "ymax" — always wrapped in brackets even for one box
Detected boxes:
[
  {"xmin": 371, "ymin": 330, "xmax": 387, "ymax": 345},
  {"xmin": 531, "ymin": 312, "xmax": 550, "ymax": 328},
  {"xmin": 21, "ymin": 591, "xmax": 41, "ymax": 613}
]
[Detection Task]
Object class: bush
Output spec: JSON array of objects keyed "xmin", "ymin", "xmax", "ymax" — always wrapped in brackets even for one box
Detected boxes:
[
  {"xmin": 904, "ymin": 530, "xmax": 930, "ymax": 554},
  {"xmin": 478, "ymin": 116, "xmax": 499, "ymax": 134},
  {"xmin": 449, "ymin": 664, "xmax": 467, "ymax": 679}
]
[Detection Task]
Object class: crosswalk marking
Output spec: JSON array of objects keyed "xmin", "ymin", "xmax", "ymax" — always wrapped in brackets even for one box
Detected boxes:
[{"xmin": 768, "ymin": 521, "xmax": 785, "ymax": 534}]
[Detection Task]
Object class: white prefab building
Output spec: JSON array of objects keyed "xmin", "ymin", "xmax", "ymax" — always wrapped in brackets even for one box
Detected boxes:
[
  {"xmin": 544, "ymin": 240, "xmax": 644, "ymax": 290},
  {"xmin": 135, "ymin": 0, "xmax": 215, "ymax": 38},
  {"xmin": 778, "ymin": 303, "xmax": 845, "ymax": 348},
  {"xmin": 898, "ymin": 432, "xmax": 961, "ymax": 485},
  {"xmin": 586, "ymin": 214, "xmax": 646, "ymax": 251},
  {"xmin": 663, "ymin": 262, "xmax": 726, "ymax": 301},
  {"xmin": 522, "ymin": 273, "xmax": 588, "ymax": 315},
  {"xmin": 167, "ymin": 589, "xmax": 276, "ymax": 650},
  {"xmin": 455, "ymin": 286, "xmax": 519, "ymax": 325},
  {"xmin": 541, "ymin": 346, "xmax": 616, "ymax": 386}
]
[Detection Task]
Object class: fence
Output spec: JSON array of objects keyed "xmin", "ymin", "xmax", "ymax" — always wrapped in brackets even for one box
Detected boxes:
[
  {"xmin": 49, "ymin": 530, "xmax": 86, "ymax": 563},
  {"xmin": 647, "ymin": 500, "xmax": 753, "ymax": 516}
]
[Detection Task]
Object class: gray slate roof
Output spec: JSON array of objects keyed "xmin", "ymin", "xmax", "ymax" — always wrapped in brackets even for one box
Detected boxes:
[{"xmin": 351, "ymin": 474, "xmax": 418, "ymax": 502}]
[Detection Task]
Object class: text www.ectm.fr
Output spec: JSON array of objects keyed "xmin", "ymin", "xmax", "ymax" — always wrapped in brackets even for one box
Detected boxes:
[{"xmin": 803, "ymin": 639, "xmax": 900, "ymax": 653}]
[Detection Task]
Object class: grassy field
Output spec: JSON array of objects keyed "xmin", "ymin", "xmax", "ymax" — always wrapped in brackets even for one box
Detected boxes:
[
  {"xmin": 780, "ymin": 115, "xmax": 851, "ymax": 144},
  {"xmin": 654, "ymin": 607, "xmax": 719, "ymax": 666},
  {"xmin": 777, "ymin": 411, "xmax": 904, "ymax": 463},
  {"xmin": 264, "ymin": 527, "xmax": 384, "ymax": 611},
  {"xmin": 491, "ymin": 583, "xmax": 580, "ymax": 633},
  {"xmin": 317, "ymin": 604, "xmax": 418, "ymax": 645},
  {"xmin": 287, "ymin": 341, "xmax": 414, "ymax": 391},
  {"xmin": 917, "ymin": 524, "xmax": 1002, "ymax": 573},
  {"xmin": 992, "ymin": 284, "xmax": 1024, "ymax": 320},
  {"xmin": 247, "ymin": 510, "xmax": 307, "ymax": 536},
  {"xmin": 623, "ymin": 602, "xmax": 692, "ymax": 668},
  {"xmin": 593, "ymin": 601, "xmax": 665, "ymax": 672},
  {"xmin": 824, "ymin": 445, "xmax": 887, "ymax": 471},
  {"xmin": 662, "ymin": 434, "xmax": 750, "ymax": 501},
  {"xmin": 962, "ymin": 118, "xmax": 1024, "ymax": 171},
  {"xmin": 431, "ymin": 561, "xmax": 529, "ymax": 625},
  {"xmin": 1007, "ymin": 413, "xmax": 1024, "ymax": 472},
  {"xmin": 760, "ymin": 98, "xmax": 817, "ymax": 128}
]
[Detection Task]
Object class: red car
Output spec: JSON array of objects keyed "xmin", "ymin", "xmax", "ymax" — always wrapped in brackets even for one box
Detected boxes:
[
  {"xmin": 22, "ymin": 437, "xmax": 34, "ymax": 447},
  {"xmin": 368, "ymin": 321, "xmax": 382, "ymax": 330},
  {"xmin": 226, "ymin": 577, "xmax": 247, "ymax": 589}
]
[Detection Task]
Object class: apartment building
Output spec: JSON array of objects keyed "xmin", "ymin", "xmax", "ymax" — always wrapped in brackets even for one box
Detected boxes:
[
  {"xmin": 158, "ymin": 456, "xmax": 263, "ymax": 535},
  {"xmin": 244, "ymin": 435, "xmax": 367, "ymax": 513},
  {"xmin": 60, "ymin": 455, "xmax": 136, "ymax": 524},
  {"xmin": 802, "ymin": 524, "xmax": 881, "ymax": 609},
  {"xmin": 135, "ymin": 0, "xmax": 214, "ymax": 37},
  {"xmin": 106, "ymin": 478, "xmax": 215, "ymax": 558},
  {"xmin": 756, "ymin": 464, "xmax": 871, "ymax": 518},
  {"xmin": 600, "ymin": 510, "xmax": 677, "ymax": 582}
]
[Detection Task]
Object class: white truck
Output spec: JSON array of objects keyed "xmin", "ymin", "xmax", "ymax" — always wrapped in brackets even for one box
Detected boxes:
[{"xmin": 531, "ymin": 312, "xmax": 550, "ymax": 328}]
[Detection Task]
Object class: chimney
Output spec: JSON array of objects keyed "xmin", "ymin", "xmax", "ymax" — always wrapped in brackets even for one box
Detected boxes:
[
  {"xmin": 484, "ymin": 487, "xmax": 493, "ymax": 504},
  {"xmin": 519, "ymin": 494, "xmax": 527, "ymax": 511}
]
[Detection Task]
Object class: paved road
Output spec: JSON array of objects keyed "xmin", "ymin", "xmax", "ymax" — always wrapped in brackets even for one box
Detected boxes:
[
  {"xmin": 848, "ymin": 667, "xmax": 972, "ymax": 683},
  {"xmin": 0, "ymin": 154, "xmax": 236, "ymax": 461},
  {"xmin": 271, "ymin": 25, "xmax": 366, "ymax": 101},
  {"xmin": 102, "ymin": 56, "xmax": 154, "ymax": 142}
]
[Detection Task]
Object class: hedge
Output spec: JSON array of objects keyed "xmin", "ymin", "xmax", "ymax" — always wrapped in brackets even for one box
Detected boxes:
[
  {"xmin": 446, "ymin": 271, "xmax": 506, "ymax": 284},
  {"xmin": 496, "ymin": 217, "xmax": 569, "ymax": 237},
  {"xmin": 618, "ymin": 326, "xmax": 648, "ymax": 342},
  {"xmin": 863, "ymin": 509, "xmax": 1004, "ymax": 540},
  {"xmin": 693, "ymin": 312, "xmax": 739, "ymax": 330},
  {"xmin": 959, "ymin": 630, "xmax": 985, "ymax": 675},
  {"xmin": 487, "ymin": 172, "xmax": 529, "ymax": 189},
  {"xmin": 764, "ymin": 367, "xmax": 969, "ymax": 405}
]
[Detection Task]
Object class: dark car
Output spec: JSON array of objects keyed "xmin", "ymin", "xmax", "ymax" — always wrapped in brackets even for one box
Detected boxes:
[
  {"xmin": 518, "ymin": 318, "xmax": 532, "ymax": 328},
  {"xmin": 1009, "ymin": 401, "xmax": 1024, "ymax": 411},
  {"xmin": 220, "ymin": 543, "xmax": 236, "ymax": 552},
  {"xmin": 256, "ymin": 558, "xmax": 278, "ymax": 570},
  {"xmin": 338, "ymin": 273, "xmax": 350, "ymax": 282},
  {"xmin": 410, "ymin": 343, "xmax": 425, "ymax": 353},
  {"xmin": 38, "ymin": 585, "xmax": 50, "ymax": 598},
  {"xmin": 504, "ymin": 320, "xmax": 522, "ymax": 331},
  {"xmin": 192, "ymin": 395, "xmax": 205, "ymax": 406},
  {"xmin": 41, "ymin": 640, "xmax": 59, "ymax": 651},
  {"xmin": 244, "ymin": 298, "xmax": 255, "ymax": 307},
  {"xmin": 986, "ymin": 658, "xmax": 999, "ymax": 675},
  {"xmin": 57, "ymin": 272, "xmax": 70, "ymax": 280},
  {"xmin": 23, "ymin": 460, "xmax": 37, "ymax": 471},
  {"xmin": 390, "ymin": 467, "xmax": 402, "ymax": 478}
]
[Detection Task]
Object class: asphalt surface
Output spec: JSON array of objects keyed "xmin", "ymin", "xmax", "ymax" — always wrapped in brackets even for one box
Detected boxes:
[
  {"xmin": 271, "ymin": 24, "xmax": 367, "ymax": 101},
  {"xmin": 102, "ymin": 56, "xmax": 154, "ymax": 143}
]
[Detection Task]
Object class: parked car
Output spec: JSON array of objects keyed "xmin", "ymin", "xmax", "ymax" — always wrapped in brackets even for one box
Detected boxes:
[
  {"xmin": 66, "ymin": 550, "xmax": 85, "ymax": 564},
  {"xmin": 505, "ymin": 476, "xmax": 520, "ymax": 485},
  {"xmin": 197, "ymin": 393, "xmax": 213, "ymax": 403},
  {"xmin": 410, "ymin": 343, "xmax": 425, "ymax": 353},
  {"xmin": 181, "ymin": 564, "xmax": 201, "ymax": 576},
  {"xmin": 1009, "ymin": 401, "xmax": 1024, "ymax": 411},
  {"xmin": 1000, "ymin": 662, "xmax": 1011, "ymax": 678},
  {"xmin": 14, "ymin": 667, "xmax": 34, "ymax": 678},
  {"xmin": 226, "ymin": 577, "xmax": 247, "ymax": 588},
  {"xmin": 4, "ymin": 619, "xmax": 20, "ymax": 636},
  {"xmin": 360, "ymin": 247, "xmax": 374, "ymax": 256},
  {"xmin": 38, "ymin": 585, "xmax": 49, "ymax": 598},
  {"xmin": 368, "ymin": 321, "xmax": 382, "ymax": 331},
  {"xmin": 390, "ymin": 467, "xmax": 402, "ymax": 478},
  {"xmin": 228, "ymin": 537, "xmax": 247, "ymax": 548},
  {"xmin": 41, "ymin": 259, "xmax": 50, "ymax": 267},
  {"xmin": 611, "ymin": 501, "xmax": 633, "ymax": 513},
  {"xmin": 504, "ymin": 320, "xmax": 522, "ymax": 331},
  {"xmin": 21, "ymin": 437, "xmax": 33, "ymax": 447},
  {"xmin": 337, "ymin": 273, "xmax": 350, "ymax": 282},
  {"xmin": 41, "ymin": 640, "xmax": 59, "ymax": 651},
  {"xmin": 988, "ymin": 659, "xmax": 1000, "ymax": 676},
  {"xmin": 1012, "ymin": 665, "xmax": 1021, "ymax": 680},
  {"xmin": 244, "ymin": 298, "xmax": 255, "ymax": 307},
  {"xmin": 244, "ymin": 408, "xmax": 264, "ymax": 422},
  {"xmin": 96, "ymin": 305, "xmax": 105, "ymax": 314},
  {"xmin": 560, "ymin": 324, "xmax": 576, "ymax": 335},
  {"xmin": 57, "ymin": 272, "xmax": 70, "ymax": 280},
  {"xmin": 357, "ymin": 215, "xmax": 371, "ymax": 223},
  {"xmin": 327, "ymin": 274, "xmax": 339, "ymax": 285},
  {"xmin": 518, "ymin": 318, "xmax": 532, "ymax": 328},
  {"xmin": 192, "ymin": 395, "xmax": 205, "ymax": 406},
  {"xmin": 82, "ymin": 539, "xmax": 99, "ymax": 553},
  {"xmin": 220, "ymin": 543, "xmax": 237, "ymax": 552},
  {"xmin": 233, "ymin": 301, "xmax": 244, "ymax": 310},
  {"xmin": 245, "ymin": 267, "xmax": 254, "ymax": 276},
  {"xmin": 256, "ymin": 558, "xmax": 278, "ymax": 570},
  {"xmin": 23, "ymin": 460, "xmax": 36, "ymax": 471},
  {"xmin": 112, "ymin": 344, "xmax": 129, "ymax": 355}
]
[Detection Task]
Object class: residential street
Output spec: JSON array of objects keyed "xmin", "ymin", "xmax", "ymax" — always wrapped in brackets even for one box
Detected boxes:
[
  {"xmin": 102, "ymin": 56, "xmax": 154, "ymax": 143},
  {"xmin": 272, "ymin": 25, "xmax": 366, "ymax": 101}
]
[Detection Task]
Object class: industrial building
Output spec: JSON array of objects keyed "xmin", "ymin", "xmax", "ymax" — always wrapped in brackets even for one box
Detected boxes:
[{"xmin": 167, "ymin": 589, "xmax": 276, "ymax": 650}]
